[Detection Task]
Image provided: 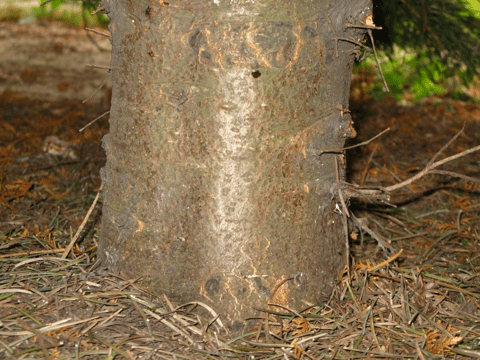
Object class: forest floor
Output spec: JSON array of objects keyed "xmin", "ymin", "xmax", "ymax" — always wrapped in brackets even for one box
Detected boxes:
[{"xmin": 1, "ymin": 17, "xmax": 479, "ymax": 360}]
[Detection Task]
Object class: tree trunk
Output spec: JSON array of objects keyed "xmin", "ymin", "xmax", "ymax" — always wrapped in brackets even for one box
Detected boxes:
[{"xmin": 99, "ymin": 0, "xmax": 371, "ymax": 331}]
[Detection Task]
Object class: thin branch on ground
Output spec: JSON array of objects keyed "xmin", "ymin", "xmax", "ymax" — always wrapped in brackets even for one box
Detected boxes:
[
  {"xmin": 62, "ymin": 184, "xmax": 103, "ymax": 259},
  {"xmin": 383, "ymin": 136, "xmax": 480, "ymax": 193},
  {"xmin": 345, "ymin": 126, "xmax": 480, "ymax": 198},
  {"xmin": 430, "ymin": 170, "xmax": 480, "ymax": 185},
  {"xmin": 427, "ymin": 123, "xmax": 465, "ymax": 167}
]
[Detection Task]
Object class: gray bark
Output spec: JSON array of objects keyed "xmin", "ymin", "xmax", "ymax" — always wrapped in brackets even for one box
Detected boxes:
[{"xmin": 99, "ymin": 0, "xmax": 371, "ymax": 331}]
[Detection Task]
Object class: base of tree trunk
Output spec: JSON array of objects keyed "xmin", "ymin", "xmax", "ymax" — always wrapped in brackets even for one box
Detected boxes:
[{"xmin": 98, "ymin": 0, "xmax": 371, "ymax": 331}]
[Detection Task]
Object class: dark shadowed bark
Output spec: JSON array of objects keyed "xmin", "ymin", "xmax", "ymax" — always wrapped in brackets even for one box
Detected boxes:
[{"xmin": 99, "ymin": 0, "xmax": 371, "ymax": 331}]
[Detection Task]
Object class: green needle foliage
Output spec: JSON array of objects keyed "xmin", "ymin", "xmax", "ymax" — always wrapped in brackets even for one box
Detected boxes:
[
  {"xmin": 372, "ymin": 0, "xmax": 480, "ymax": 99},
  {"xmin": 80, "ymin": 0, "xmax": 102, "ymax": 12},
  {"xmin": 40, "ymin": 0, "xmax": 99, "ymax": 11},
  {"xmin": 39, "ymin": 0, "xmax": 108, "ymax": 26}
]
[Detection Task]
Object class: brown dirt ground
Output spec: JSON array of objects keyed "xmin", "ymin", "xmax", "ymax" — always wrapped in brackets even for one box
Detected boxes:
[
  {"xmin": 0, "ymin": 19, "xmax": 111, "ymax": 240},
  {"xmin": 1, "ymin": 19, "xmax": 479, "ymax": 359}
]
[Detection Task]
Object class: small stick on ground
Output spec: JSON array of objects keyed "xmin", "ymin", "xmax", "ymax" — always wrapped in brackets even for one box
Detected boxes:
[
  {"xmin": 383, "ymin": 128, "xmax": 480, "ymax": 192},
  {"xmin": 430, "ymin": 170, "xmax": 480, "ymax": 185},
  {"xmin": 0, "ymin": 249, "xmax": 65, "ymax": 259},
  {"xmin": 62, "ymin": 184, "xmax": 103, "ymax": 259},
  {"xmin": 345, "ymin": 125, "xmax": 480, "ymax": 199}
]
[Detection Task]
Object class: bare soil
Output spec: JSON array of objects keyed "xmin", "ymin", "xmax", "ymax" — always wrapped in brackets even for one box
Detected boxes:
[
  {"xmin": 0, "ymin": 19, "xmax": 110, "ymax": 237},
  {"xmin": 0, "ymin": 20, "xmax": 111, "ymax": 103}
]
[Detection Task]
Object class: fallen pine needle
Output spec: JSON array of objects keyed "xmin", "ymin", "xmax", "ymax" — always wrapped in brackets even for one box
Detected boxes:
[{"xmin": 369, "ymin": 249, "xmax": 404, "ymax": 272}]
